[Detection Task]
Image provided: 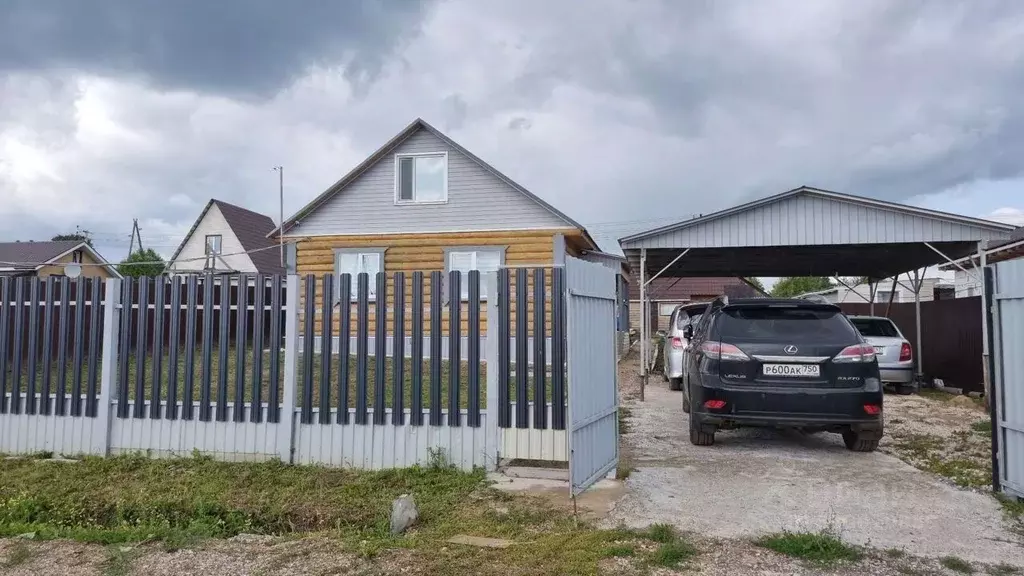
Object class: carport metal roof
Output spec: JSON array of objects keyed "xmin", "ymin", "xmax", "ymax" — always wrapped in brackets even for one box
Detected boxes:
[{"xmin": 619, "ymin": 186, "xmax": 1015, "ymax": 279}]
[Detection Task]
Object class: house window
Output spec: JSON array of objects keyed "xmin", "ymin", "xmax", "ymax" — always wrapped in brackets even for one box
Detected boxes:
[
  {"xmin": 205, "ymin": 235, "xmax": 222, "ymax": 255},
  {"xmin": 71, "ymin": 250, "xmax": 83, "ymax": 263},
  {"xmin": 875, "ymin": 290, "xmax": 899, "ymax": 303},
  {"xmin": 334, "ymin": 248, "xmax": 384, "ymax": 300},
  {"xmin": 395, "ymin": 153, "xmax": 447, "ymax": 203},
  {"xmin": 445, "ymin": 247, "xmax": 504, "ymax": 299}
]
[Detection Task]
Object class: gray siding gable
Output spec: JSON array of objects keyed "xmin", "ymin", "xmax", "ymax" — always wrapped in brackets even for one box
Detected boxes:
[
  {"xmin": 621, "ymin": 188, "xmax": 1015, "ymax": 249},
  {"xmin": 289, "ymin": 127, "xmax": 574, "ymax": 236}
]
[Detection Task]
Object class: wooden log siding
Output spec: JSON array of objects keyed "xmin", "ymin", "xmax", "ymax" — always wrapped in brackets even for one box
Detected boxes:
[{"xmin": 294, "ymin": 230, "xmax": 570, "ymax": 335}]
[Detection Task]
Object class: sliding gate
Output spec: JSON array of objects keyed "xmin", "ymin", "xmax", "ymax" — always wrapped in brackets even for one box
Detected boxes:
[{"xmin": 565, "ymin": 256, "xmax": 619, "ymax": 497}]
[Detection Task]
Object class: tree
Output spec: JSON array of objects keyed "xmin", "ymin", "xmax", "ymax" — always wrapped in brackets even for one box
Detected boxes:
[
  {"xmin": 770, "ymin": 276, "xmax": 833, "ymax": 298},
  {"xmin": 117, "ymin": 248, "xmax": 165, "ymax": 277},
  {"xmin": 51, "ymin": 233, "xmax": 93, "ymax": 247}
]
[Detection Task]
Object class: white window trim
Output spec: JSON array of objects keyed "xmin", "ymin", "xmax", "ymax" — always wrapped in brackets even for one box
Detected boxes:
[
  {"xmin": 443, "ymin": 246, "xmax": 506, "ymax": 301},
  {"xmin": 333, "ymin": 247, "xmax": 386, "ymax": 301},
  {"xmin": 205, "ymin": 234, "xmax": 223, "ymax": 255},
  {"xmin": 394, "ymin": 151, "xmax": 449, "ymax": 205}
]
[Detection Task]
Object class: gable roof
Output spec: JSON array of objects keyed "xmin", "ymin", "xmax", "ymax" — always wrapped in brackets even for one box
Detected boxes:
[
  {"xmin": 271, "ymin": 118, "xmax": 595, "ymax": 246},
  {"xmin": 620, "ymin": 186, "xmax": 1017, "ymax": 245},
  {"xmin": 169, "ymin": 199, "xmax": 284, "ymax": 275},
  {"xmin": 0, "ymin": 240, "xmax": 122, "ymax": 278}
]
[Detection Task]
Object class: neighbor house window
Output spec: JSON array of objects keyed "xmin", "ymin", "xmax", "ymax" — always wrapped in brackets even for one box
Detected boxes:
[
  {"xmin": 875, "ymin": 290, "xmax": 899, "ymax": 303},
  {"xmin": 395, "ymin": 153, "xmax": 447, "ymax": 203},
  {"xmin": 205, "ymin": 235, "xmax": 222, "ymax": 255},
  {"xmin": 334, "ymin": 248, "xmax": 385, "ymax": 300},
  {"xmin": 445, "ymin": 247, "xmax": 504, "ymax": 299}
]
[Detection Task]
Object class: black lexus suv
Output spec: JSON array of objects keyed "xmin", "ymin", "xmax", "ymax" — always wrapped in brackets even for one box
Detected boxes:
[{"xmin": 681, "ymin": 297, "xmax": 883, "ymax": 451}]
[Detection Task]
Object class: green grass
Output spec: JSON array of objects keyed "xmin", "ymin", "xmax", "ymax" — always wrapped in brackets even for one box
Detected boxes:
[
  {"xmin": 889, "ymin": 432, "xmax": 991, "ymax": 488},
  {"xmin": 971, "ymin": 419, "xmax": 993, "ymax": 435},
  {"xmin": 938, "ymin": 555, "xmax": 974, "ymax": 573},
  {"xmin": 600, "ymin": 544, "xmax": 635, "ymax": 558},
  {"xmin": 991, "ymin": 564, "xmax": 1022, "ymax": 576},
  {"xmin": 646, "ymin": 523, "xmax": 676, "ymax": 544},
  {"xmin": 648, "ymin": 540, "xmax": 697, "ymax": 568},
  {"xmin": 755, "ymin": 530, "xmax": 863, "ymax": 565},
  {"xmin": 13, "ymin": 348, "xmax": 560, "ymax": 410}
]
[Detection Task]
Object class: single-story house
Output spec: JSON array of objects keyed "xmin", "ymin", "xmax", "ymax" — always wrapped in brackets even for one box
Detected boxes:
[
  {"xmin": 796, "ymin": 277, "xmax": 954, "ymax": 304},
  {"xmin": 166, "ymin": 199, "xmax": 285, "ymax": 276},
  {"xmin": 271, "ymin": 117, "xmax": 608, "ymax": 334},
  {"xmin": 630, "ymin": 277, "xmax": 759, "ymax": 332},
  {"xmin": 0, "ymin": 240, "xmax": 121, "ymax": 279}
]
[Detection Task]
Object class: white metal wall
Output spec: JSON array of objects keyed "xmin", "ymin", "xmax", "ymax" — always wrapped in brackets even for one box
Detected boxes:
[
  {"xmin": 565, "ymin": 257, "xmax": 619, "ymax": 496},
  {"xmin": 993, "ymin": 258, "xmax": 1024, "ymax": 497},
  {"xmin": 501, "ymin": 402, "xmax": 567, "ymax": 462},
  {"xmin": 0, "ymin": 395, "xmax": 106, "ymax": 456}
]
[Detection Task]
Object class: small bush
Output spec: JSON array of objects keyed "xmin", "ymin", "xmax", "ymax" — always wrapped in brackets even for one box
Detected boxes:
[
  {"xmin": 938, "ymin": 555, "xmax": 974, "ymax": 573},
  {"xmin": 649, "ymin": 540, "xmax": 697, "ymax": 567},
  {"xmin": 756, "ymin": 530, "xmax": 862, "ymax": 564},
  {"xmin": 646, "ymin": 523, "xmax": 676, "ymax": 544}
]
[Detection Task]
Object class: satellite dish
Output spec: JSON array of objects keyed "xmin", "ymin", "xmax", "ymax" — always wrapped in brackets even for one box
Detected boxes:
[{"xmin": 65, "ymin": 263, "xmax": 82, "ymax": 278}]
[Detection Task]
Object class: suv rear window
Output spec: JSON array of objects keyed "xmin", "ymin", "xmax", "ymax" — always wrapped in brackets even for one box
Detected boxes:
[
  {"xmin": 850, "ymin": 318, "xmax": 900, "ymax": 338},
  {"xmin": 715, "ymin": 306, "xmax": 859, "ymax": 343}
]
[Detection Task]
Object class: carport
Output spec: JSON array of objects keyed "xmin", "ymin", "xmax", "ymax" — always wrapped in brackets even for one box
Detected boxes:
[{"xmin": 619, "ymin": 186, "xmax": 1016, "ymax": 399}]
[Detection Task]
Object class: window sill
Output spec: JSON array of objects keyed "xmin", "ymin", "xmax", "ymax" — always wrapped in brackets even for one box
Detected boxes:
[{"xmin": 394, "ymin": 199, "xmax": 448, "ymax": 206}]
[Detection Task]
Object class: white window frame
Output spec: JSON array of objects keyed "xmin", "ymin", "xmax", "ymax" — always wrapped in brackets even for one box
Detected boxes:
[
  {"xmin": 333, "ymin": 248, "xmax": 386, "ymax": 301},
  {"xmin": 394, "ymin": 151, "xmax": 449, "ymax": 205},
  {"xmin": 874, "ymin": 289, "xmax": 901, "ymax": 303},
  {"xmin": 444, "ymin": 246, "xmax": 506, "ymax": 300},
  {"xmin": 205, "ymin": 234, "xmax": 223, "ymax": 256}
]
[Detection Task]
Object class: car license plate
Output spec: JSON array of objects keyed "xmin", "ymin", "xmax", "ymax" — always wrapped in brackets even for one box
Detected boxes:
[{"xmin": 762, "ymin": 364, "xmax": 820, "ymax": 377}]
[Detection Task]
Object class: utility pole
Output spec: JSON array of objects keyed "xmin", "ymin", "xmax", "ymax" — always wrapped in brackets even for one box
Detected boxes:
[
  {"xmin": 128, "ymin": 219, "xmax": 143, "ymax": 254},
  {"xmin": 273, "ymin": 166, "xmax": 284, "ymax": 267}
]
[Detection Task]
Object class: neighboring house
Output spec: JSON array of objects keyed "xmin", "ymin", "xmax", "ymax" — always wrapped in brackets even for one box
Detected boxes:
[
  {"xmin": 271, "ymin": 117, "xmax": 602, "ymax": 332},
  {"xmin": 942, "ymin": 226, "xmax": 1024, "ymax": 297},
  {"xmin": 630, "ymin": 277, "xmax": 759, "ymax": 332},
  {"xmin": 796, "ymin": 277, "xmax": 954, "ymax": 304},
  {"xmin": 166, "ymin": 199, "xmax": 285, "ymax": 276},
  {"xmin": 0, "ymin": 241, "xmax": 121, "ymax": 279}
]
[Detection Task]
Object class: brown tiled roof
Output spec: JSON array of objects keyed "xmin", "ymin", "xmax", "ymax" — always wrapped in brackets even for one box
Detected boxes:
[
  {"xmin": 628, "ymin": 276, "xmax": 758, "ymax": 300},
  {"xmin": 0, "ymin": 240, "xmax": 82, "ymax": 269}
]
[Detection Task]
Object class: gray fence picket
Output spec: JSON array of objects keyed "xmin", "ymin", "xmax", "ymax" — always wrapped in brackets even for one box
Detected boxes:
[
  {"xmin": 183, "ymin": 276, "xmax": 199, "ymax": 420},
  {"xmin": 40, "ymin": 277, "xmax": 55, "ymax": 415},
  {"xmin": 268, "ymin": 275, "xmax": 282, "ymax": 423},
  {"xmin": 429, "ymin": 271, "xmax": 443, "ymax": 426},
  {"xmin": 216, "ymin": 277, "xmax": 231, "ymax": 422},
  {"xmin": 55, "ymin": 278, "xmax": 70, "ymax": 416},
  {"xmin": 0, "ymin": 278, "xmax": 9, "ymax": 413},
  {"xmin": 133, "ymin": 278, "xmax": 149, "ymax": 419},
  {"xmin": 467, "ymin": 271, "xmax": 481, "ymax": 427},
  {"xmin": 86, "ymin": 278, "xmax": 103, "ymax": 417},
  {"xmin": 167, "ymin": 276, "xmax": 182, "ymax": 420},
  {"xmin": 336, "ymin": 274, "xmax": 351, "ymax": 425},
  {"xmin": 117, "ymin": 277, "xmax": 133, "ymax": 418},
  {"xmin": 149, "ymin": 278, "xmax": 164, "ymax": 420},
  {"xmin": 70, "ymin": 277, "xmax": 87, "ymax": 417},
  {"xmin": 250, "ymin": 275, "xmax": 265, "ymax": 424},
  {"xmin": 234, "ymin": 275, "xmax": 249, "ymax": 423},
  {"xmin": 10, "ymin": 279, "xmax": 25, "ymax": 415},
  {"xmin": 199, "ymin": 275, "xmax": 215, "ymax": 421},
  {"xmin": 533, "ymin": 268, "xmax": 547, "ymax": 429},
  {"xmin": 551, "ymin": 267, "xmax": 566, "ymax": 430},
  {"xmin": 26, "ymin": 278, "xmax": 39, "ymax": 415},
  {"xmin": 410, "ymin": 272, "xmax": 424, "ymax": 426},
  {"xmin": 392, "ymin": 272, "xmax": 406, "ymax": 426},
  {"xmin": 373, "ymin": 272, "xmax": 387, "ymax": 425},
  {"xmin": 497, "ymin": 268, "xmax": 511, "ymax": 427},
  {"xmin": 448, "ymin": 270, "xmax": 462, "ymax": 426},
  {"xmin": 300, "ymin": 275, "xmax": 316, "ymax": 425},
  {"xmin": 319, "ymin": 274, "xmax": 334, "ymax": 425},
  {"xmin": 355, "ymin": 273, "xmax": 369, "ymax": 425},
  {"xmin": 514, "ymin": 269, "xmax": 529, "ymax": 429}
]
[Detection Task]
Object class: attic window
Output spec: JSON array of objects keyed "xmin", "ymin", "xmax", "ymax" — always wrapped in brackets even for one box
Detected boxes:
[
  {"xmin": 205, "ymin": 235, "xmax": 222, "ymax": 255},
  {"xmin": 395, "ymin": 153, "xmax": 447, "ymax": 203}
]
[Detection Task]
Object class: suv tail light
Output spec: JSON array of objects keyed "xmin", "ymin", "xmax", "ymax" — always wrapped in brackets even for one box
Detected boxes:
[
  {"xmin": 671, "ymin": 337, "xmax": 684, "ymax": 349},
  {"xmin": 832, "ymin": 344, "xmax": 877, "ymax": 363},
  {"xmin": 701, "ymin": 341, "xmax": 750, "ymax": 362},
  {"xmin": 899, "ymin": 342, "xmax": 912, "ymax": 362}
]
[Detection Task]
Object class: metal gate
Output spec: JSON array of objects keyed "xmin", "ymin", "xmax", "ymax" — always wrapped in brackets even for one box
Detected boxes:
[
  {"xmin": 990, "ymin": 258, "xmax": 1024, "ymax": 497},
  {"xmin": 565, "ymin": 256, "xmax": 619, "ymax": 497}
]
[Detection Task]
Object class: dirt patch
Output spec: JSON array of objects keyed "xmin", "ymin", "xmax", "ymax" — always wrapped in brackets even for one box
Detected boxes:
[{"xmin": 882, "ymin": 391, "xmax": 993, "ymax": 488}]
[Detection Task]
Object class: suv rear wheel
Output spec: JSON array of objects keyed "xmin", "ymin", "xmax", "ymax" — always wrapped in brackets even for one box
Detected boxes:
[
  {"xmin": 669, "ymin": 377, "xmax": 682, "ymax": 391},
  {"xmin": 842, "ymin": 430, "xmax": 879, "ymax": 452},
  {"xmin": 689, "ymin": 416, "xmax": 715, "ymax": 446}
]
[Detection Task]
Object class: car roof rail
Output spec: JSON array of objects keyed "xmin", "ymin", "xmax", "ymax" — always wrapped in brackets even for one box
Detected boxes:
[
  {"xmin": 710, "ymin": 294, "xmax": 729, "ymax": 309},
  {"xmin": 800, "ymin": 294, "xmax": 831, "ymax": 304}
]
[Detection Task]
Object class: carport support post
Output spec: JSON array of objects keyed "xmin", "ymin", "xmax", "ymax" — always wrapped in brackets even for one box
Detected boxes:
[
  {"xmin": 979, "ymin": 241, "xmax": 990, "ymax": 405},
  {"xmin": 912, "ymin": 268, "xmax": 924, "ymax": 382},
  {"xmin": 639, "ymin": 248, "xmax": 647, "ymax": 401}
]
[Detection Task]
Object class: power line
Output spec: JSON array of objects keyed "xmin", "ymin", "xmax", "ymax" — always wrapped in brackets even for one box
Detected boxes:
[{"xmin": 1, "ymin": 239, "xmax": 305, "ymax": 268}]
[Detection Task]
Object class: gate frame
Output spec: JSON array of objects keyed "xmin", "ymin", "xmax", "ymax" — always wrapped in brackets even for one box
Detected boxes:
[{"xmin": 565, "ymin": 256, "xmax": 620, "ymax": 498}]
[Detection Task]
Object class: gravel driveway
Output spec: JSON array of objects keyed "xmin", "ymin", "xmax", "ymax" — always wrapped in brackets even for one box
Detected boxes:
[{"xmin": 606, "ymin": 361, "xmax": 1024, "ymax": 568}]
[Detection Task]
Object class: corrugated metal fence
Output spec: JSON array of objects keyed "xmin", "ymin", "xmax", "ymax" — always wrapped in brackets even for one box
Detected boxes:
[
  {"xmin": 839, "ymin": 297, "xmax": 984, "ymax": 392},
  {"xmin": 0, "ymin": 267, "xmax": 609, "ymax": 470},
  {"xmin": 990, "ymin": 259, "xmax": 1024, "ymax": 497}
]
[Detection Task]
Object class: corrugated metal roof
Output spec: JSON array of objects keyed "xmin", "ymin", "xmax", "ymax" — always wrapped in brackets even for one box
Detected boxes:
[{"xmin": 620, "ymin": 186, "xmax": 1016, "ymax": 249}]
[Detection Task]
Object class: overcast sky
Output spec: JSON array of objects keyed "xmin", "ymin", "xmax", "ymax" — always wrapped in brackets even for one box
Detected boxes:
[{"xmin": 2, "ymin": 0, "xmax": 1023, "ymax": 263}]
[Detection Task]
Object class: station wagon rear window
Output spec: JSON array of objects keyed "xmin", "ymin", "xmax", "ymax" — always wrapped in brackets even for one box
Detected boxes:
[{"xmin": 850, "ymin": 318, "xmax": 901, "ymax": 338}]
